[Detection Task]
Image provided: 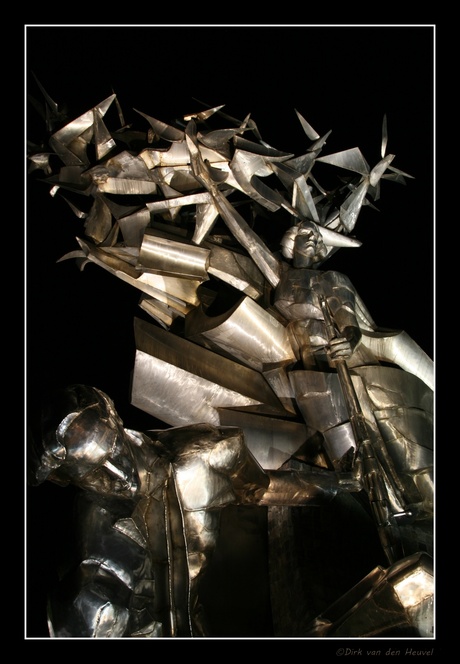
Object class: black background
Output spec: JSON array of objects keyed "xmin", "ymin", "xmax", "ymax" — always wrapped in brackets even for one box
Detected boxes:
[{"xmin": 25, "ymin": 24, "xmax": 435, "ymax": 642}]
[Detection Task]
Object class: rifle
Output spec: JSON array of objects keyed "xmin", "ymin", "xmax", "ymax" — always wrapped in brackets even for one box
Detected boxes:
[{"xmin": 319, "ymin": 295, "xmax": 408, "ymax": 565}]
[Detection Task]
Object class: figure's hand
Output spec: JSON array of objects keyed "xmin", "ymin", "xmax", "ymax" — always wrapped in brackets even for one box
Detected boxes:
[
  {"xmin": 327, "ymin": 336, "xmax": 353, "ymax": 361},
  {"xmin": 336, "ymin": 470, "xmax": 362, "ymax": 492},
  {"xmin": 336, "ymin": 447, "xmax": 363, "ymax": 491}
]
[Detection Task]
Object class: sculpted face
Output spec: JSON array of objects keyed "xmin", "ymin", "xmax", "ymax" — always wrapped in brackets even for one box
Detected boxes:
[
  {"xmin": 39, "ymin": 386, "xmax": 140, "ymax": 499},
  {"xmin": 70, "ymin": 419, "xmax": 140, "ymax": 499},
  {"xmin": 280, "ymin": 221, "xmax": 328, "ymax": 268},
  {"xmin": 292, "ymin": 225, "xmax": 328, "ymax": 268}
]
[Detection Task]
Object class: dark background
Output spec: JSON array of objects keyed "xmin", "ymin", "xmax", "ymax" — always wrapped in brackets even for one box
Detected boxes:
[{"xmin": 25, "ymin": 24, "xmax": 435, "ymax": 641}]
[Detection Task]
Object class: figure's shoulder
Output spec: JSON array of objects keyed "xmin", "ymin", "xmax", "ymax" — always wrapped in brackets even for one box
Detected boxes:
[
  {"xmin": 147, "ymin": 423, "xmax": 244, "ymax": 462},
  {"xmin": 277, "ymin": 263, "xmax": 355, "ymax": 286},
  {"xmin": 321, "ymin": 269, "xmax": 355, "ymax": 288}
]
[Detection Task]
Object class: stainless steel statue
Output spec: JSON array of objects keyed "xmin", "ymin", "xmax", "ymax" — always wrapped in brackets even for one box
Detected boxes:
[
  {"xmin": 28, "ymin": 86, "xmax": 434, "ymax": 638},
  {"xmin": 33, "ymin": 383, "xmax": 360, "ymax": 637}
]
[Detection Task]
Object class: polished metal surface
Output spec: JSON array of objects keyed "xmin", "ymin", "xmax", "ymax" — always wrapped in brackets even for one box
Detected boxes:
[
  {"xmin": 28, "ymin": 87, "xmax": 434, "ymax": 638},
  {"xmin": 139, "ymin": 231, "xmax": 210, "ymax": 279},
  {"xmin": 185, "ymin": 295, "xmax": 297, "ymax": 372},
  {"xmin": 33, "ymin": 384, "xmax": 348, "ymax": 637},
  {"xmin": 131, "ymin": 317, "xmax": 290, "ymax": 427},
  {"xmin": 304, "ymin": 552, "xmax": 433, "ymax": 637}
]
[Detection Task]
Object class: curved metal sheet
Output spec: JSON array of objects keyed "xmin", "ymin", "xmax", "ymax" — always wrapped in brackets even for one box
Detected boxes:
[
  {"xmin": 132, "ymin": 317, "xmax": 289, "ymax": 426},
  {"xmin": 185, "ymin": 296, "xmax": 296, "ymax": 372}
]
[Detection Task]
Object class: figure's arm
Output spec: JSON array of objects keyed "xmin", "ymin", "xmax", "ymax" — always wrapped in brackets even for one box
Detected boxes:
[
  {"xmin": 48, "ymin": 561, "xmax": 132, "ymax": 638},
  {"xmin": 207, "ymin": 425, "xmax": 361, "ymax": 506},
  {"xmin": 168, "ymin": 423, "xmax": 359, "ymax": 513},
  {"xmin": 258, "ymin": 467, "xmax": 360, "ymax": 505},
  {"xmin": 47, "ymin": 493, "xmax": 160, "ymax": 638},
  {"xmin": 324, "ymin": 275, "xmax": 434, "ymax": 390},
  {"xmin": 360, "ymin": 329, "xmax": 434, "ymax": 391}
]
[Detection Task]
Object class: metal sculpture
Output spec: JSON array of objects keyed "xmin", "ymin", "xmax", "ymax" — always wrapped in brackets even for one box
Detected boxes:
[{"xmin": 28, "ymin": 83, "xmax": 434, "ymax": 638}]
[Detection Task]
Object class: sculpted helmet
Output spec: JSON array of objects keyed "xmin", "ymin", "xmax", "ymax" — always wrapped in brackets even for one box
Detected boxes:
[{"xmin": 34, "ymin": 384, "xmax": 127, "ymax": 486}]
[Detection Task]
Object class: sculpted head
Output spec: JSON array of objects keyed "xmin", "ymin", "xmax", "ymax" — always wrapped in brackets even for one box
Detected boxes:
[{"xmin": 35, "ymin": 384, "xmax": 139, "ymax": 499}]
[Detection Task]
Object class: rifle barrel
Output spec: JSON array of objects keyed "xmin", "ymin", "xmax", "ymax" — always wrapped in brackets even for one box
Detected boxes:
[{"xmin": 319, "ymin": 295, "xmax": 404, "ymax": 565}]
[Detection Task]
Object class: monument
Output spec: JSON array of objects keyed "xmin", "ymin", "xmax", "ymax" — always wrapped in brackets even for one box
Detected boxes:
[{"xmin": 27, "ymin": 84, "xmax": 434, "ymax": 638}]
